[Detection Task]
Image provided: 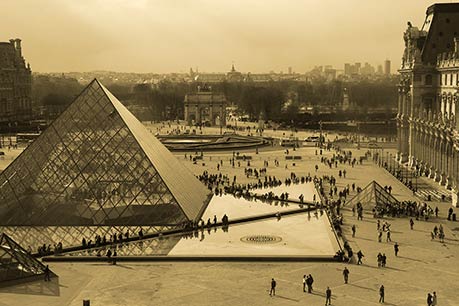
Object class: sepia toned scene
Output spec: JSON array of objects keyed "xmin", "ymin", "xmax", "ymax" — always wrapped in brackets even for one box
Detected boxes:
[{"xmin": 1, "ymin": 1, "xmax": 459, "ymax": 305}]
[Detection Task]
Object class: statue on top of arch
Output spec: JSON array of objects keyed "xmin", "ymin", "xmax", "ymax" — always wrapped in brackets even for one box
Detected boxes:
[{"xmin": 402, "ymin": 22, "xmax": 427, "ymax": 68}]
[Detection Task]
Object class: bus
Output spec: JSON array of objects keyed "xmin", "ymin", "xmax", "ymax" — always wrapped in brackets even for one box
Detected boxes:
[{"xmin": 16, "ymin": 133, "xmax": 41, "ymax": 143}]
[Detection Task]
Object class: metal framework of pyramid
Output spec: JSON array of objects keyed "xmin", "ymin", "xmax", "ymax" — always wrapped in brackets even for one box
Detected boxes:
[
  {"xmin": 346, "ymin": 180, "xmax": 399, "ymax": 210},
  {"xmin": 0, "ymin": 79, "xmax": 211, "ymax": 230},
  {"xmin": 0, "ymin": 233, "xmax": 53, "ymax": 284}
]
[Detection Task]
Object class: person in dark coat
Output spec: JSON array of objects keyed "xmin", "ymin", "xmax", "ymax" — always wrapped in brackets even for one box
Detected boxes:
[
  {"xmin": 379, "ymin": 285, "xmax": 385, "ymax": 303},
  {"xmin": 269, "ymin": 278, "xmax": 276, "ymax": 296},
  {"xmin": 343, "ymin": 267, "xmax": 350, "ymax": 284},
  {"xmin": 325, "ymin": 287, "xmax": 332, "ymax": 305}
]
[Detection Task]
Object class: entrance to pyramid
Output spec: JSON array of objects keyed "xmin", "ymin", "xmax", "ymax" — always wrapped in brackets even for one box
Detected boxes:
[{"xmin": 0, "ymin": 80, "xmax": 212, "ymax": 249}]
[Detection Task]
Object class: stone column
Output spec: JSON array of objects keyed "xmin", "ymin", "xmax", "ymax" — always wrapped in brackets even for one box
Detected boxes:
[
  {"xmin": 435, "ymin": 136, "xmax": 443, "ymax": 182},
  {"xmin": 396, "ymin": 87, "xmax": 403, "ymax": 156},
  {"xmin": 409, "ymin": 122, "xmax": 416, "ymax": 167},
  {"xmin": 446, "ymin": 140, "xmax": 453, "ymax": 188},
  {"xmin": 421, "ymin": 130, "xmax": 426, "ymax": 168},
  {"xmin": 429, "ymin": 135, "xmax": 436, "ymax": 178},
  {"xmin": 440, "ymin": 136, "xmax": 447, "ymax": 185},
  {"xmin": 452, "ymin": 145, "xmax": 459, "ymax": 207},
  {"xmin": 401, "ymin": 91, "xmax": 411, "ymax": 163}
]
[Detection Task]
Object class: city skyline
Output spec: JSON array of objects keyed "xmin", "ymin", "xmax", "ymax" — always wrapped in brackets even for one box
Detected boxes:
[{"xmin": 2, "ymin": 0, "xmax": 437, "ymax": 73}]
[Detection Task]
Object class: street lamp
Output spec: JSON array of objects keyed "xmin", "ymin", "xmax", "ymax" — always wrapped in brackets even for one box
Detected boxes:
[{"xmin": 319, "ymin": 120, "xmax": 323, "ymax": 148}]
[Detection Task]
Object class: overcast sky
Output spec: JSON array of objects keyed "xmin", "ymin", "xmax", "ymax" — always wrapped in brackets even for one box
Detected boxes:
[{"xmin": 1, "ymin": 0, "xmax": 440, "ymax": 73}]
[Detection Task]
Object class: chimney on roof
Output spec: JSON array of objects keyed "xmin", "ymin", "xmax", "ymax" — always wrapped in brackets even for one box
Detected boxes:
[
  {"xmin": 14, "ymin": 39, "xmax": 22, "ymax": 57},
  {"xmin": 455, "ymin": 37, "xmax": 459, "ymax": 53}
]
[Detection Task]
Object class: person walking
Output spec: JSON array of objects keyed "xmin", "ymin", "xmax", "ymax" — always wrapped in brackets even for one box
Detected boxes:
[
  {"xmin": 325, "ymin": 287, "xmax": 332, "ymax": 306},
  {"xmin": 386, "ymin": 230, "xmax": 391, "ymax": 242},
  {"xmin": 394, "ymin": 243, "xmax": 399, "ymax": 256},
  {"xmin": 432, "ymin": 291, "xmax": 437, "ymax": 305},
  {"xmin": 410, "ymin": 218, "xmax": 414, "ymax": 230},
  {"xmin": 379, "ymin": 285, "xmax": 385, "ymax": 303},
  {"xmin": 427, "ymin": 293, "xmax": 433, "ymax": 306},
  {"xmin": 43, "ymin": 265, "xmax": 51, "ymax": 282},
  {"xmin": 352, "ymin": 224, "xmax": 356, "ymax": 237},
  {"xmin": 357, "ymin": 250, "xmax": 364, "ymax": 265},
  {"xmin": 306, "ymin": 274, "xmax": 314, "ymax": 293},
  {"xmin": 303, "ymin": 275, "xmax": 307, "ymax": 292},
  {"xmin": 269, "ymin": 278, "xmax": 276, "ymax": 296},
  {"xmin": 343, "ymin": 267, "xmax": 349, "ymax": 284}
]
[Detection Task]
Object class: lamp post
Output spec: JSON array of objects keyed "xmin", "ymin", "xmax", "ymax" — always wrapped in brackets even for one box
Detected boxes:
[
  {"xmin": 319, "ymin": 120, "xmax": 323, "ymax": 149},
  {"xmin": 219, "ymin": 105, "xmax": 223, "ymax": 136}
]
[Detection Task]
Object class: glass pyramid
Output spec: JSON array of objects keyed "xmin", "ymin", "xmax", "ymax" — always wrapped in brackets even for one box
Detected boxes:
[
  {"xmin": 0, "ymin": 80, "xmax": 211, "ymax": 248},
  {"xmin": 346, "ymin": 180, "xmax": 399, "ymax": 210},
  {"xmin": 0, "ymin": 233, "xmax": 53, "ymax": 283}
]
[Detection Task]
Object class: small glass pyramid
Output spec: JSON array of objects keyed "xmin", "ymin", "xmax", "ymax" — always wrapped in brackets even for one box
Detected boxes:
[
  {"xmin": 346, "ymin": 180, "xmax": 399, "ymax": 210},
  {"xmin": 0, "ymin": 233, "xmax": 53, "ymax": 283}
]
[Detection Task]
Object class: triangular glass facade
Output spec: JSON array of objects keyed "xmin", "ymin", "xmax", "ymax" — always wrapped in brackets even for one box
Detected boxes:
[
  {"xmin": 0, "ymin": 233, "xmax": 52, "ymax": 283},
  {"xmin": 346, "ymin": 180, "xmax": 399, "ymax": 209},
  {"xmin": 0, "ymin": 80, "xmax": 211, "ymax": 250}
]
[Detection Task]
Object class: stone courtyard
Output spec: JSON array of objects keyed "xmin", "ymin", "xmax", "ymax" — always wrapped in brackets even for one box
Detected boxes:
[{"xmin": 1, "ymin": 128, "xmax": 458, "ymax": 306}]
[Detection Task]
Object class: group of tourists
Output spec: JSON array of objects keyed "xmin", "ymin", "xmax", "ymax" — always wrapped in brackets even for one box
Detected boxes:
[
  {"xmin": 373, "ymin": 199, "xmax": 437, "ymax": 220},
  {"xmin": 35, "ymin": 242, "xmax": 62, "ymax": 256},
  {"xmin": 431, "ymin": 224, "xmax": 445, "ymax": 242}
]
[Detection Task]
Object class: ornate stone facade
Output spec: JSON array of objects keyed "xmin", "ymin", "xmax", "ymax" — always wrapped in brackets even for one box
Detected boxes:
[
  {"xmin": 0, "ymin": 38, "xmax": 32, "ymax": 122},
  {"xmin": 184, "ymin": 85, "xmax": 227, "ymax": 126},
  {"xmin": 397, "ymin": 4, "xmax": 459, "ymax": 206}
]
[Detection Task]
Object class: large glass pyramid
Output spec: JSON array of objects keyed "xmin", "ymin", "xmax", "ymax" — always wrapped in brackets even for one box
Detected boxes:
[
  {"xmin": 346, "ymin": 180, "xmax": 399, "ymax": 210},
  {"xmin": 0, "ymin": 233, "xmax": 53, "ymax": 284},
  {"xmin": 0, "ymin": 79, "xmax": 211, "ymax": 230}
]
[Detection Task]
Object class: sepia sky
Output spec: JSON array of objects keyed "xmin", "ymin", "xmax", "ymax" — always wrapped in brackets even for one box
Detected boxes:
[{"xmin": 1, "ymin": 0, "xmax": 440, "ymax": 73}]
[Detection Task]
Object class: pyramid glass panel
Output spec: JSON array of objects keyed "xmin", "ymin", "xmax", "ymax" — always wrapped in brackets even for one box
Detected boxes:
[{"xmin": 0, "ymin": 80, "xmax": 211, "ymax": 249}]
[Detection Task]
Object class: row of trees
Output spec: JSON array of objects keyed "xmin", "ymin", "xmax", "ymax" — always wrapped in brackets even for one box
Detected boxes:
[{"xmin": 32, "ymin": 75, "xmax": 399, "ymax": 122}]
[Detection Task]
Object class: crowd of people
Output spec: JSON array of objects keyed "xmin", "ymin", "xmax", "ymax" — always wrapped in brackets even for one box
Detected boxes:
[{"xmin": 372, "ymin": 199, "xmax": 437, "ymax": 220}]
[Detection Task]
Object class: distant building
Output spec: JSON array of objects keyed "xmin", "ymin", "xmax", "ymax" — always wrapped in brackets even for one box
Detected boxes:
[
  {"xmin": 396, "ymin": 3, "xmax": 459, "ymax": 204},
  {"xmin": 226, "ymin": 64, "xmax": 243, "ymax": 82},
  {"xmin": 344, "ymin": 63, "xmax": 351, "ymax": 75},
  {"xmin": 324, "ymin": 67, "xmax": 337, "ymax": 81},
  {"xmin": 288, "ymin": 67, "xmax": 293, "ymax": 75},
  {"xmin": 360, "ymin": 62, "xmax": 375, "ymax": 75},
  {"xmin": 245, "ymin": 72, "xmax": 273, "ymax": 83},
  {"xmin": 377, "ymin": 65, "xmax": 383, "ymax": 74},
  {"xmin": 184, "ymin": 85, "xmax": 227, "ymax": 126},
  {"xmin": 193, "ymin": 73, "xmax": 226, "ymax": 83},
  {"xmin": 344, "ymin": 62, "xmax": 361, "ymax": 76},
  {"xmin": 0, "ymin": 38, "xmax": 32, "ymax": 122},
  {"xmin": 384, "ymin": 59, "xmax": 391, "ymax": 75}
]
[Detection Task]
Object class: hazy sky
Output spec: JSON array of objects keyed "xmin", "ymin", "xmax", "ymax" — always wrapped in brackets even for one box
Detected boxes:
[{"xmin": 1, "ymin": 0, "xmax": 441, "ymax": 73}]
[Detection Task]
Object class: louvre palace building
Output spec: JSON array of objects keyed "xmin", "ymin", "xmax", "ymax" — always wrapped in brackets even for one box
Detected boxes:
[
  {"xmin": 397, "ymin": 3, "xmax": 459, "ymax": 206},
  {"xmin": 0, "ymin": 38, "xmax": 32, "ymax": 122}
]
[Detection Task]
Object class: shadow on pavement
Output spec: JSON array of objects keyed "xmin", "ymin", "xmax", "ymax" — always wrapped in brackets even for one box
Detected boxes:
[
  {"xmin": 397, "ymin": 255, "xmax": 428, "ymax": 263},
  {"xmin": 348, "ymin": 283, "xmax": 376, "ymax": 291},
  {"xmin": 274, "ymin": 294, "xmax": 300, "ymax": 302},
  {"xmin": 0, "ymin": 276, "xmax": 60, "ymax": 297}
]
